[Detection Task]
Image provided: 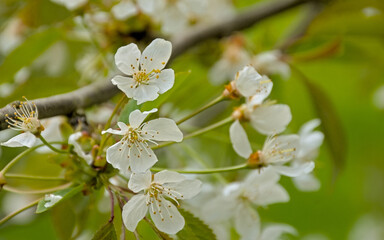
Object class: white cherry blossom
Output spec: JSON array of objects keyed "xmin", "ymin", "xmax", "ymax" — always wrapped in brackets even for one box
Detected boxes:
[
  {"xmin": 209, "ymin": 38, "xmax": 250, "ymax": 85},
  {"xmin": 251, "ymin": 50, "xmax": 291, "ymax": 80},
  {"xmin": 202, "ymin": 168, "xmax": 289, "ymax": 240},
  {"xmin": 233, "ymin": 66, "xmax": 272, "ymax": 98},
  {"xmin": 236, "ymin": 77, "xmax": 291, "ymax": 135},
  {"xmin": 112, "ymin": 38, "xmax": 174, "ymax": 104},
  {"xmin": 51, "ymin": 0, "xmax": 88, "ymax": 10},
  {"xmin": 111, "ymin": 1, "xmax": 139, "ymax": 21},
  {"xmin": 122, "ymin": 170, "xmax": 201, "ymax": 234},
  {"xmin": 1, "ymin": 98, "xmax": 44, "ymax": 148},
  {"xmin": 102, "ymin": 108, "xmax": 182, "ymax": 173},
  {"xmin": 292, "ymin": 119, "xmax": 324, "ymax": 191},
  {"xmin": 229, "ymin": 120, "xmax": 313, "ymax": 177}
]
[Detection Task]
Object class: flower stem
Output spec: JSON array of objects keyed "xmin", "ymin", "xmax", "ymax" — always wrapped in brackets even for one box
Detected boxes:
[
  {"xmin": 0, "ymin": 197, "xmax": 43, "ymax": 226},
  {"xmin": 152, "ymin": 116, "xmax": 233, "ymax": 150},
  {"xmin": 0, "ymin": 142, "xmax": 66, "ymax": 176},
  {"xmin": 176, "ymin": 95, "xmax": 225, "ymax": 125},
  {"xmin": 151, "ymin": 163, "xmax": 249, "ymax": 174},
  {"xmin": 4, "ymin": 173, "xmax": 66, "ymax": 181},
  {"xmin": 2, "ymin": 182, "xmax": 72, "ymax": 194},
  {"xmin": 38, "ymin": 136, "xmax": 68, "ymax": 154},
  {"xmin": 183, "ymin": 116, "xmax": 233, "ymax": 140}
]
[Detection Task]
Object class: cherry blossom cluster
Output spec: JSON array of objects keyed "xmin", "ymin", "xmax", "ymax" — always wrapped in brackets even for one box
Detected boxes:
[{"xmin": 0, "ymin": 36, "xmax": 324, "ymax": 238}]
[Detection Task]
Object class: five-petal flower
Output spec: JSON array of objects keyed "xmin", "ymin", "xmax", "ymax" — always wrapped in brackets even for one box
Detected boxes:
[
  {"xmin": 202, "ymin": 168, "xmax": 289, "ymax": 240},
  {"xmin": 112, "ymin": 38, "xmax": 175, "ymax": 104},
  {"xmin": 229, "ymin": 120, "xmax": 313, "ymax": 177},
  {"xmin": 122, "ymin": 170, "xmax": 202, "ymax": 234},
  {"xmin": 102, "ymin": 108, "xmax": 183, "ymax": 173}
]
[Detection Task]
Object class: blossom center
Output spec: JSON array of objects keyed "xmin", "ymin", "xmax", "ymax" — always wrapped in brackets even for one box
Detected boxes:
[
  {"xmin": 133, "ymin": 71, "xmax": 149, "ymax": 85},
  {"xmin": 5, "ymin": 98, "xmax": 44, "ymax": 134}
]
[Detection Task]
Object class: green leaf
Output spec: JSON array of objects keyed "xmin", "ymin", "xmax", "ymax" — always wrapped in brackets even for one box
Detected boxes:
[
  {"xmin": 92, "ymin": 221, "xmax": 118, "ymax": 240},
  {"xmin": 118, "ymin": 99, "xmax": 140, "ymax": 123},
  {"xmin": 0, "ymin": 27, "xmax": 61, "ymax": 84},
  {"xmin": 36, "ymin": 184, "xmax": 84, "ymax": 213},
  {"xmin": 294, "ymin": 66, "xmax": 347, "ymax": 176},
  {"xmin": 177, "ymin": 208, "xmax": 216, "ymax": 240},
  {"xmin": 51, "ymin": 201, "xmax": 76, "ymax": 240}
]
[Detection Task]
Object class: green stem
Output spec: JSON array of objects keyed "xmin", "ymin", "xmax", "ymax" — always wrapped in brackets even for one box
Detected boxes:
[
  {"xmin": 98, "ymin": 95, "xmax": 127, "ymax": 156},
  {"xmin": 4, "ymin": 173, "xmax": 66, "ymax": 181},
  {"xmin": 0, "ymin": 197, "xmax": 42, "ymax": 225},
  {"xmin": 181, "ymin": 144, "xmax": 227, "ymax": 183},
  {"xmin": 0, "ymin": 142, "xmax": 66, "ymax": 175},
  {"xmin": 152, "ymin": 116, "xmax": 233, "ymax": 150},
  {"xmin": 38, "ymin": 136, "xmax": 68, "ymax": 154},
  {"xmin": 2, "ymin": 182, "xmax": 72, "ymax": 194},
  {"xmin": 151, "ymin": 163, "xmax": 249, "ymax": 174},
  {"xmin": 184, "ymin": 116, "xmax": 233, "ymax": 140},
  {"xmin": 176, "ymin": 95, "xmax": 225, "ymax": 125}
]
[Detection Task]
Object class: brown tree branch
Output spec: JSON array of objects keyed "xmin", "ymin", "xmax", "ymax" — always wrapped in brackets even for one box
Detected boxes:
[{"xmin": 0, "ymin": 0, "xmax": 316, "ymax": 131}]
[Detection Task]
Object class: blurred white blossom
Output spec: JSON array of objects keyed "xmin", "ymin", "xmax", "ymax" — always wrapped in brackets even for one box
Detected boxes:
[
  {"xmin": 202, "ymin": 168, "xmax": 289, "ymax": 240},
  {"xmin": 51, "ymin": 0, "xmax": 88, "ymax": 11}
]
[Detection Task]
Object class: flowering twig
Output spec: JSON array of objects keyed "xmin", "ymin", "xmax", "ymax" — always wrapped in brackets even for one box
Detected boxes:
[{"xmin": 0, "ymin": 0, "xmax": 315, "ymax": 131}]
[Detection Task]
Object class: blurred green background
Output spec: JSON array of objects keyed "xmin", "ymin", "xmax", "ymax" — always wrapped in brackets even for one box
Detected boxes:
[{"xmin": 0, "ymin": 0, "xmax": 384, "ymax": 239}]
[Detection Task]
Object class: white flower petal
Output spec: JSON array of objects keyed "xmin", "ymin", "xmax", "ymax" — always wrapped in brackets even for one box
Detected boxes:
[
  {"xmin": 254, "ymin": 182, "xmax": 289, "ymax": 206},
  {"xmin": 229, "ymin": 120, "xmax": 252, "ymax": 159},
  {"xmin": 243, "ymin": 168, "xmax": 280, "ymax": 188},
  {"xmin": 2, "ymin": 132, "xmax": 36, "ymax": 148},
  {"xmin": 247, "ymin": 79, "xmax": 273, "ymax": 105},
  {"xmin": 68, "ymin": 132, "xmax": 93, "ymax": 165},
  {"xmin": 262, "ymin": 134, "xmax": 299, "ymax": 164},
  {"xmin": 111, "ymin": 75, "xmax": 136, "ymax": 98},
  {"xmin": 115, "ymin": 43, "xmax": 141, "ymax": 75},
  {"xmin": 122, "ymin": 194, "xmax": 148, "ymax": 232},
  {"xmin": 273, "ymin": 161, "xmax": 315, "ymax": 177},
  {"xmin": 148, "ymin": 68, "xmax": 174, "ymax": 94},
  {"xmin": 129, "ymin": 108, "xmax": 158, "ymax": 129},
  {"xmin": 112, "ymin": 1, "xmax": 139, "ymax": 20},
  {"xmin": 140, "ymin": 38, "xmax": 172, "ymax": 73},
  {"xmin": 128, "ymin": 171, "xmax": 152, "ymax": 193},
  {"xmin": 202, "ymin": 196, "xmax": 237, "ymax": 223},
  {"xmin": 209, "ymin": 59, "xmax": 233, "ymax": 85},
  {"xmin": 163, "ymin": 179, "xmax": 202, "ymax": 199},
  {"xmin": 150, "ymin": 197, "xmax": 184, "ymax": 234},
  {"xmin": 236, "ymin": 66, "xmax": 264, "ymax": 97},
  {"xmin": 293, "ymin": 173, "xmax": 321, "ymax": 192},
  {"xmin": 260, "ymin": 224, "xmax": 297, "ymax": 240},
  {"xmin": 234, "ymin": 203, "xmax": 260, "ymax": 240},
  {"xmin": 106, "ymin": 141, "xmax": 131, "ymax": 173},
  {"xmin": 142, "ymin": 118, "xmax": 183, "ymax": 142},
  {"xmin": 133, "ymin": 84, "xmax": 160, "ymax": 104},
  {"xmin": 250, "ymin": 104, "xmax": 292, "ymax": 135},
  {"xmin": 129, "ymin": 143, "xmax": 158, "ymax": 172},
  {"xmin": 154, "ymin": 170, "xmax": 185, "ymax": 184},
  {"xmin": 102, "ymin": 128, "xmax": 125, "ymax": 136}
]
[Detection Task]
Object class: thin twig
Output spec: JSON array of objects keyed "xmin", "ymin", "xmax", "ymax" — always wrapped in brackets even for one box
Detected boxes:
[{"xmin": 0, "ymin": 0, "xmax": 315, "ymax": 131}]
